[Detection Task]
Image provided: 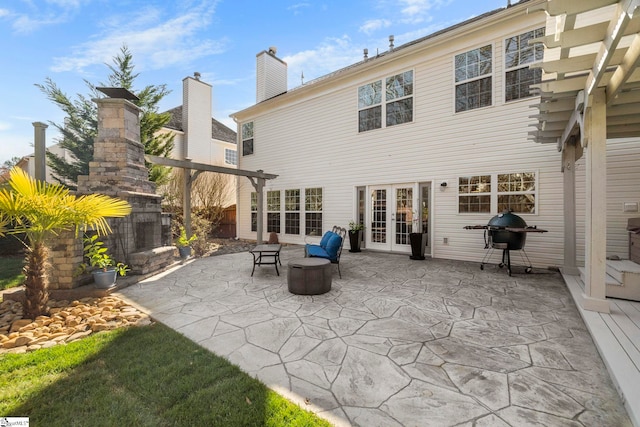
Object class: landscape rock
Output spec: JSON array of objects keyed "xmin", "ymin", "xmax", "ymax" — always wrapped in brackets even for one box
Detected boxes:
[{"xmin": 0, "ymin": 295, "xmax": 151, "ymax": 354}]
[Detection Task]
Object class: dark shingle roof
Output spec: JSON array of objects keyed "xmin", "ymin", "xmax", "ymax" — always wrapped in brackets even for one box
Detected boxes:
[{"xmin": 163, "ymin": 106, "xmax": 237, "ymax": 144}]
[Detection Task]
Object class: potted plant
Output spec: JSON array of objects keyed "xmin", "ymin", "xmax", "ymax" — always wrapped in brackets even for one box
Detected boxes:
[
  {"xmin": 409, "ymin": 211, "xmax": 427, "ymax": 260},
  {"xmin": 176, "ymin": 226, "xmax": 197, "ymax": 259},
  {"xmin": 348, "ymin": 221, "xmax": 364, "ymax": 253},
  {"xmin": 82, "ymin": 235, "xmax": 129, "ymax": 288}
]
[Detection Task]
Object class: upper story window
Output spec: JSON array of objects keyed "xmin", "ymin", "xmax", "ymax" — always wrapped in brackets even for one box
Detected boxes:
[
  {"xmin": 242, "ymin": 122, "xmax": 254, "ymax": 156},
  {"xmin": 225, "ymin": 148, "xmax": 237, "ymax": 165},
  {"xmin": 455, "ymin": 45, "xmax": 492, "ymax": 112},
  {"xmin": 505, "ymin": 28, "xmax": 545, "ymax": 102},
  {"xmin": 358, "ymin": 70, "xmax": 413, "ymax": 132}
]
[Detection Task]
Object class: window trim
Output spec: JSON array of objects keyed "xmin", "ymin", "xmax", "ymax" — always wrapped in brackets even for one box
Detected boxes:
[
  {"xmin": 266, "ymin": 190, "xmax": 281, "ymax": 233},
  {"xmin": 304, "ymin": 187, "xmax": 323, "ymax": 236},
  {"xmin": 503, "ymin": 27, "xmax": 545, "ymax": 103},
  {"xmin": 284, "ymin": 189, "xmax": 300, "ymax": 235},
  {"xmin": 224, "ymin": 148, "xmax": 237, "ymax": 165},
  {"xmin": 241, "ymin": 121, "xmax": 254, "ymax": 156},
  {"xmin": 358, "ymin": 69, "xmax": 414, "ymax": 133},
  {"xmin": 457, "ymin": 170, "xmax": 538, "ymax": 215},
  {"xmin": 453, "ymin": 43, "xmax": 494, "ymax": 114}
]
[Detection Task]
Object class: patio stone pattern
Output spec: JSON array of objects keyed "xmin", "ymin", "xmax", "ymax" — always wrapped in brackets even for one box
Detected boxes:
[{"xmin": 119, "ymin": 247, "xmax": 632, "ymax": 427}]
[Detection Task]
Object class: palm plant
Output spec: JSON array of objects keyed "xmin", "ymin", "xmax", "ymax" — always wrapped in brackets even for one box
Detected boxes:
[{"xmin": 0, "ymin": 168, "xmax": 131, "ymax": 318}]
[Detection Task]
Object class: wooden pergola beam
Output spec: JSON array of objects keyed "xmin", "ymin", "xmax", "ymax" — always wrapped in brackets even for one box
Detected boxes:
[{"xmin": 145, "ymin": 154, "xmax": 278, "ymax": 244}]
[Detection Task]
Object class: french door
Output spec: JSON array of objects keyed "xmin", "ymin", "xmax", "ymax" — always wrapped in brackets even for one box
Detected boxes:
[{"xmin": 368, "ymin": 184, "xmax": 416, "ymax": 252}]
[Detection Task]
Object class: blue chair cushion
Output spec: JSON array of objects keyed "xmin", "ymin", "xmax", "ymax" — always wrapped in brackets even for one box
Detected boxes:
[
  {"xmin": 307, "ymin": 245, "xmax": 330, "ymax": 259},
  {"xmin": 324, "ymin": 233, "xmax": 342, "ymax": 261},
  {"xmin": 319, "ymin": 231, "xmax": 334, "ymax": 248}
]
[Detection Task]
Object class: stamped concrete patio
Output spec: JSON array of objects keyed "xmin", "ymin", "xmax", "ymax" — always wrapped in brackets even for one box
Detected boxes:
[{"xmin": 118, "ymin": 247, "xmax": 632, "ymax": 427}]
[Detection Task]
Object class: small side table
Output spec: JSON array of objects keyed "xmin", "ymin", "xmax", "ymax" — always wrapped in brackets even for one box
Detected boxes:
[
  {"xmin": 288, "ymin": 258, "xmax": 332, "ymax": 295},
  {"xmin": 250, "ymin": 244, "xmax": 282, "ymax": 276}
]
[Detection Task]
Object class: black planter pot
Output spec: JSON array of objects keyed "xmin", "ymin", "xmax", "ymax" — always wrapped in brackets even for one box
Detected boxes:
[
  {"xmin": 409, "ymin": 232, "xmax": 427, "ymax": 260},
  {"xmin": 348, "ymin": 230, "xmax": 362, "ymax": 252}
]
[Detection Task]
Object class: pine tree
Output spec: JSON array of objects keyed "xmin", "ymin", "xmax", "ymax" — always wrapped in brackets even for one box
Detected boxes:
[{"xmin": 36, "ymin": 45, "xmax": 174, "ymax": 188}]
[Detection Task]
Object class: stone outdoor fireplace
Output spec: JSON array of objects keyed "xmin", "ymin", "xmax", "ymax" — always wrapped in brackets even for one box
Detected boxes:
[{"xmin": 47, "ymin": 91, "xmax": 175, "ymax": 290}]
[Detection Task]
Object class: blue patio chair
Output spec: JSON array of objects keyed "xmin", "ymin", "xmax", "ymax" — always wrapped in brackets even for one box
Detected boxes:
[{"xmin": 305, "ymin": 226, "xmax": 347, "ymax": 278}]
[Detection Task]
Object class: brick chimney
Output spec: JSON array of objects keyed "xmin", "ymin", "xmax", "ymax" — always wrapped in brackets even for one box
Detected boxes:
[{"xmin": 256, "ymin": 47, "xmax": 287, "ymax": 103}]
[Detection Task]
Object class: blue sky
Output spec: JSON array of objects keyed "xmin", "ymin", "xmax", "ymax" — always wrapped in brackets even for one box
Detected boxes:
[{"xmin": 0, "ymin": 0, "xmax": 508, "ymax": 164}]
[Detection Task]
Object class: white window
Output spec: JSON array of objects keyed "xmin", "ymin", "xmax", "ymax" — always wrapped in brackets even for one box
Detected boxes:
[
  {"xmin": 224, "ymin": 148, "xmax": 237, "ymax": 165},
  {"xmin": 242, "ymin": 122, "xmax": 253, "ymax": 156},
  {"xmin": 250, "ymin": 192, "xmax": 257, "ymax": 232},
  {"xmin": 455, "ymin": 45, "xmax": 492, "ymax": 112},
  {"xmin": 497, "ymin": 172, "xmax": 536, "ymax": 213},
  {"xmin": 505, "ymin": 28, "xmax": 545, "ymax": 102},
  {"xmin": 267, "ymin": 190, "xmax": 280, "ymax": 233},
  {"xmin": 458, "ymin": 172, "xmax": 536, "ymax": 214},
  {"xmin": 305, "ymin": 187, "xmax": 323, "ymax": 236},
  {"xmin": 358, "ymin": 70, "xmax": 413, "ymax": 132},
  {"xmin": 459, "ymin": 175, "xmax": 491, "ymax": 213},
  {"xmin": 285, "ymin": 189, "xmax": 300, "ymax": 235}
]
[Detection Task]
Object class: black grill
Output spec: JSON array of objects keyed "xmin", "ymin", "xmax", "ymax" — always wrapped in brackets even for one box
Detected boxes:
[{"xmin": 465, "ymin": 210, "xmax": 547, "ymax": 276}]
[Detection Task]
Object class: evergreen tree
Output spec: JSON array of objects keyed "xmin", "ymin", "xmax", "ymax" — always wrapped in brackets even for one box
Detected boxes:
[{"xmin": 36, "ymin": 45, "xmax": 174, "ymax": 188}]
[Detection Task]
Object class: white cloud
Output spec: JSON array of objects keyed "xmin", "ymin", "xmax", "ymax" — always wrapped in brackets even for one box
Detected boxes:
[
  {"xmin": 0, "ymin": 9, "xmax": 10, "ymax": 18},
  {"xmin": 359, "ymin": 19, "xmax": 391, "ymax": 35},
  {"xmin": 282, "ymin": 35, "xmax": 363, "ymax": 87},
  {"xmin": 287, "ymin": 2, "xmax": 311, "ymax": 15},
  {"xmin": 0, "ymin": 121, "xmax": 11, "ymax": 131},
  {"xmin": 399, "ymin": 0, "xmax": 452, "ymax": 25},
  {"xmin": 51, "ymin": 3, "xmax": 226, "ymax": 73}
]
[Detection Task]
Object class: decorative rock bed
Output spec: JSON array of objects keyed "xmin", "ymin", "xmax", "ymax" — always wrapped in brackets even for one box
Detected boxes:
[{"xmin": 0, "ymin": 296, "xmax": 151, "ymax": 354}]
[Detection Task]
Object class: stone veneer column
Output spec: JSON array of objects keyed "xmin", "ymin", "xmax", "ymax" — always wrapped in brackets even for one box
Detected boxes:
[
  {"xmin": 49, "ymin": 96, "xmax": 167, "ymax": 290},
  {"xmin": 77, "ymin": 98, "xmax": 155, "ymax": 195}
]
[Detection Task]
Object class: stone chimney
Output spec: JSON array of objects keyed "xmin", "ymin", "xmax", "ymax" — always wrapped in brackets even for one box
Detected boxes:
[
  {"xmin": 256, "ymin": 47, "xmax": 287, "ymax": 103},
  {"xmin": 183, "ymin": 73, "xmax": 213, "ymax": 162}
]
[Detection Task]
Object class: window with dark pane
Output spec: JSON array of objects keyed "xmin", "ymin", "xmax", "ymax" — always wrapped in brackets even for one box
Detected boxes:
[
  {"xmin": 455, "ymin": 45, "xmax": 492, "ymax": 113},
  {"xmin": 242, "ymin": 122, "xmax": 254, "ymax": 156},
  {"xmin": 305, "ymin": 188, "xmax": 322, "ymax": 236},
  {"xmin": 266, "ymin": 190, "xmax": 280, "ymax": 233},
  {"xmin": 285, "ymin": 189, "xmax": 300, "ymax": 235},
  {"xmin": 504, "ymin": 28, "xmax": 545, "ymax": 102},
  {"xmin": 250, "ymin": 192, "xmax": 257, "ymax": 232}
]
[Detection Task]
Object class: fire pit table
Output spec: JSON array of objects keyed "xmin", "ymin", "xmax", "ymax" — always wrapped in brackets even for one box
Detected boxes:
[{"xmin": 287, "ymin": 258, "xmax": 332, "ymax": 295}]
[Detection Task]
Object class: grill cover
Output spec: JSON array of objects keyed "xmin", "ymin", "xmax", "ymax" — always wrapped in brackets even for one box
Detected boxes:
[{"xmin": 488, "ymin": 211, "xmax": 527, "ymax": 250}]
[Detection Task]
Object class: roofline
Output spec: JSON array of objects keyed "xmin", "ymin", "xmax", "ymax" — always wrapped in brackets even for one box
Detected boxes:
[{"xmin": 231, "ymin": 0, "xmax": 546, "ymax": 120}]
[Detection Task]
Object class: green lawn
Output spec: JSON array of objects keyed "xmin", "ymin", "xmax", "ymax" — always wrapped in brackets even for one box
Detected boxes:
[
  {"xmin": 0, "ymin": 323, "xmax": 332, "ymax": 427},
  {"xmin": 0, "ymin": 256, "xmax": 24, "ymax": 290}
]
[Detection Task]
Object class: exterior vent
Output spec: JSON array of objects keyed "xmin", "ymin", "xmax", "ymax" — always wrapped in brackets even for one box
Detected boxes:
[{"xmin": 256, "ymin": 48, "xmax": 288, "ymax": 103}]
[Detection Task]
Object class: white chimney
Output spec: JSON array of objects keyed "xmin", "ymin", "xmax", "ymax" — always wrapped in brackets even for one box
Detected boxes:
[
  {"xmin": 183, "ymin": 74, "xmax": 212, "ymax": 162},
  {"xmin": 256, "ymin": 47, "xmax": 287, "ymax": 103}
]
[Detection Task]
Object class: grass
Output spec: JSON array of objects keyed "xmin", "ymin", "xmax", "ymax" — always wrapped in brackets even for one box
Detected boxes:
[
  {"xmin": 0, "ymin": 256, "xmax": 25, "ymax": 290},
  {"xmin": 0, "ymin": 323, "xmax": 333, "ymax": 427}
]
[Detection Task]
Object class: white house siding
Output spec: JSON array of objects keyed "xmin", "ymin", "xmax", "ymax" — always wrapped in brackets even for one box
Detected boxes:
[
  {"xmin": 235, "ymin": 3, "xmax": 570, "ymax": 268},
  {"xmin": 572, "ymin": 139, "xmax": 640, "ymax": 265}
]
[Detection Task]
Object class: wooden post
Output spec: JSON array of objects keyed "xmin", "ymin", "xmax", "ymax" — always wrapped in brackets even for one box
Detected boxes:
[
  {"xmin": 562, "ymin": 141, "xmax": 579, "ymax": 275},
  {"xmin": 32, "ymin": 122, "xmax": 48, "ymax": 182},
  {"xmin": 183, "ymin": 158, "xmax": 192, "ymax": 238},
  {"xmin": 249, "ymin": 174, "xmax": 266, "ymax": 244},
  {"xmin": 582, "ymin": 88, "xmax": 609, "ymax": 313}
]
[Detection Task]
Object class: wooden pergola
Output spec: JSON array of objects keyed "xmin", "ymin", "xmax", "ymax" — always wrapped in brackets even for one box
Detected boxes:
[
  {"xmin": 529, "ymin": 0, "xmax": 640, "ymax": 312},
  {"xmin": 145, "ymin": 155, "xmax": 278, "ymax": 244}
]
